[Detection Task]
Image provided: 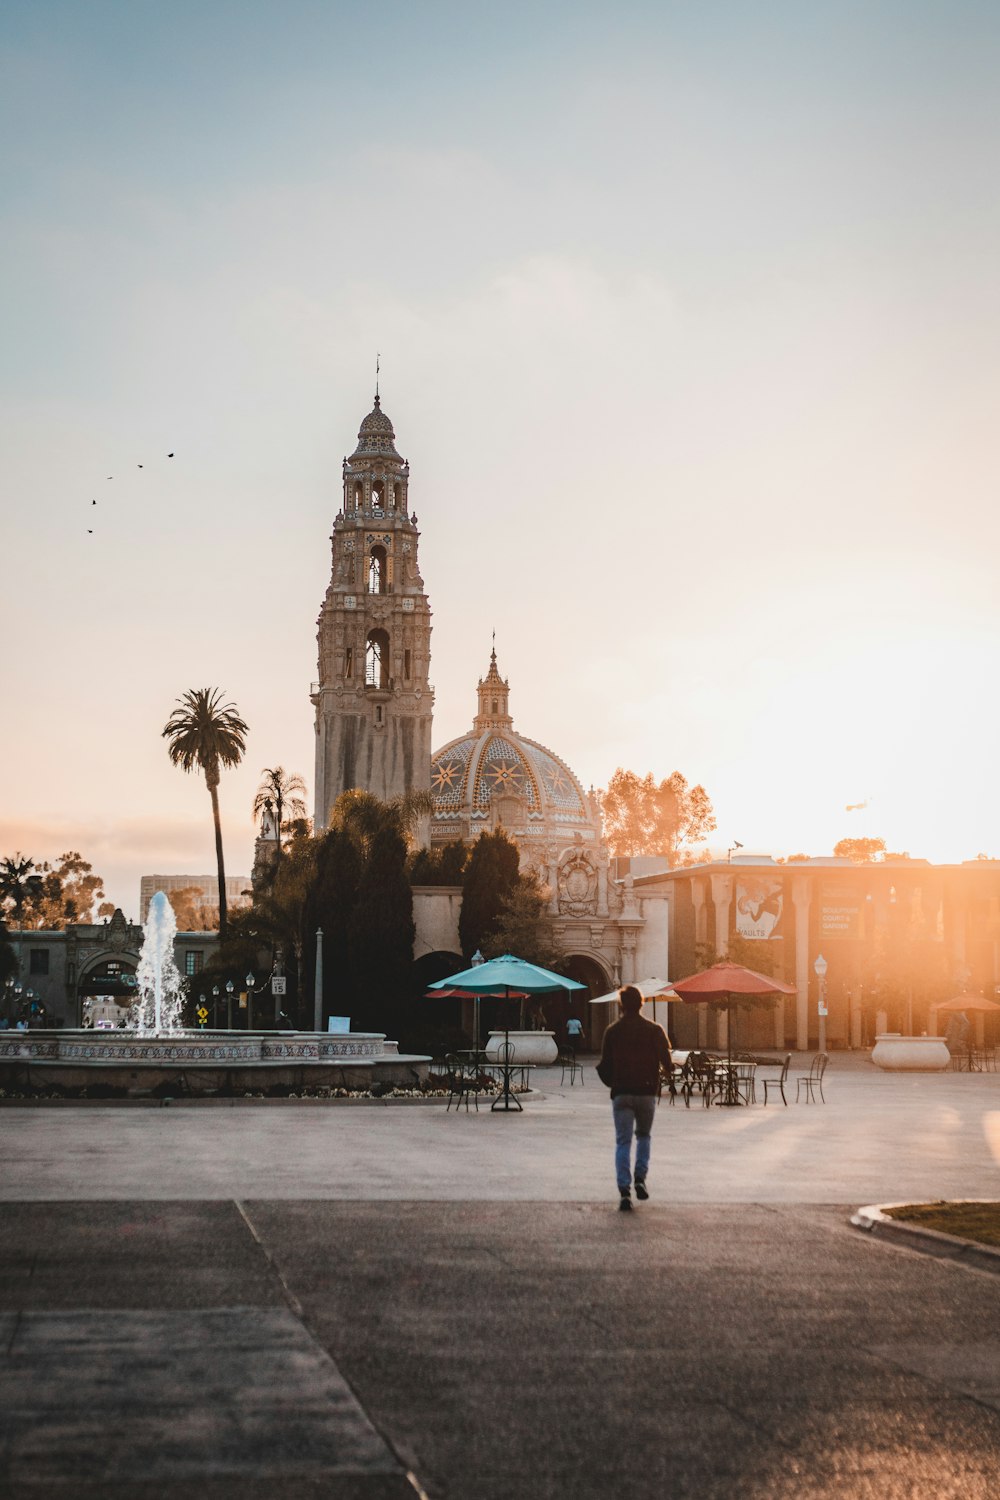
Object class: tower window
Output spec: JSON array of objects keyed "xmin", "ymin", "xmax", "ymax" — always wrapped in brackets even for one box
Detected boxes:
[
  {"xmin": 371, "ymin": 480, "xmax": 385, "ymax": 512},
  {"xmin": 345, "ymin": 646, "xmax": 353, "ymax": 680},
  {"xmin": 404, "ymin": 649, "xmax": 412, "ymax": 679},
  {"xmin": 365, "ymin": 628, "xmax": 390, "ymax": 689},
  {"xmin": 368, "ymin": 544, "xmax": 387, "ymax": 595},
  {"xmin": 351, "ymin": 482, "xmax": 362, "ymax": 510},
  {"xmin": 492, "ymin": 699, "xmax": 498, "ymax": 714}
]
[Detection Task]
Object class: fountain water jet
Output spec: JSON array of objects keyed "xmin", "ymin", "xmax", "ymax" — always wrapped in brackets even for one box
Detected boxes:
[{"xmin": 131, "ymin": 891, "xmax": 185, "ymax": 1035}]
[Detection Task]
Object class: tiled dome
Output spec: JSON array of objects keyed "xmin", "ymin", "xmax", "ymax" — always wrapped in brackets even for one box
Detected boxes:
[
  {"xmin": 431, "ymin": 730, "xmax": 594, "ymax": 831},
  {"xmin": 349, "ymin": 395, "xmax": 402, "ymax": 460}
]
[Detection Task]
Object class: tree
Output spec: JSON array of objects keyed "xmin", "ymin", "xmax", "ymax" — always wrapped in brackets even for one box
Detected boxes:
[
  {"xmin": 599, "ymin": 769, "xmax": 716, "ymax": 864},
  {"xmin": 458, "ymin": 829, "xmax": 521, "ymax": 959},
  {"xmin": 252, "ymin": 766, "xmax": 308, "ymax": 851},
  {"xmin": 349, "ymin": 823, "xmax": 415, "ymax": 1033},
  {"xmin": 303, "ymin": 825, "xmax": 363, "ymax": 1028},
  {"xmin": 483, "ymin": 868, "xmax": 559, "ymax": 969},
  {"xmin": 165, "ymin": 886, "xmax": 220, "ymax": 932},
  {"xmin": 0, "ymin": 854, "xmax": 42, "ymax": 931},
  {"xmin": 833, "ymin": 837, "xmax": 886, "ymax": 864},
  {"xmin": 408, "ymin": 840, "xmax": 468, "ymax": 886},
  {"xmin": 0, "ymin": 851, "xmax": 109, "ymax": 929},
  {"xmin": 162, "ymin": 688, "xmax": 248, "ymax": 941}
]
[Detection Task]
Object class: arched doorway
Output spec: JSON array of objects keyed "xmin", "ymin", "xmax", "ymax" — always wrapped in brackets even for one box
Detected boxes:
[
  {"xmin": 555, "ymin": 953, "xmax": 612, "ymax": 1051},
  {"xmin": 78, "ymin": 957, "xmax": 138, "ymax": 1028},
  {"xmin": 409, "ymin": 950, "xmax": 467, "ymax": 1054}
]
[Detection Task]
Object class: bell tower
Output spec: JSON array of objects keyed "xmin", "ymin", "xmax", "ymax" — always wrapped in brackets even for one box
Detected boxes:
[{"xmin": 312, "ymin": 391, "xmax": 434, "ymax": 831}]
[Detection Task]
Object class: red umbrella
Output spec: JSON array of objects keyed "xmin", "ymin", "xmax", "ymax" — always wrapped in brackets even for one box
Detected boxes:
[
  {"xmin": 930, "ymin": 994, "xmax": 1000, "ymax": 1014},
  {"xmin": 670, "ymin": 963, "xmax": 797, "ymax": 1099}
]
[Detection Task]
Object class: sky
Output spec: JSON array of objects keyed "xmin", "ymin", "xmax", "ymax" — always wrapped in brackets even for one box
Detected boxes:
[{"xmin": 2, "ymin": 0, "xmax": 999, "ymax": 919}]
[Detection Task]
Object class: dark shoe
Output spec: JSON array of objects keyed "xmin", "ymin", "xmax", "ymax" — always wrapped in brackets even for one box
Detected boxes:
[
  {"xmin": 634, "ymin": 1179, "xmax": 649, "ymax": 1201},
  {"xmin": 619, "ymin": 1190, "xmax": 632, "ymax": 1212}
]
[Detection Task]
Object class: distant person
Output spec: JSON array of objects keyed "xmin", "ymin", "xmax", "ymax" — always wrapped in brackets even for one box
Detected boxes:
[
  {"xmin": 566, "ymin": 1015, "xmax": 584, "ymax": 1055},
  {"xmin": 597, "ymin": 985, "xmax": 672, "ymax": 1211}
]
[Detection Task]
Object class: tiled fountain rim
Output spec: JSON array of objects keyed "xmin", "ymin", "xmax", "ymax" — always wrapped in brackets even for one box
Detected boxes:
[{"xmin": 0, "ymin": 1030, "xmax": 395, "ymax": 1065}]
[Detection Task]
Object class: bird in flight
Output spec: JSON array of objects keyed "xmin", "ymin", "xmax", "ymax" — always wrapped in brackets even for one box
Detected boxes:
[{"xmin": 167, "ymin": 452, "xmax": 174, "ymax": 458}]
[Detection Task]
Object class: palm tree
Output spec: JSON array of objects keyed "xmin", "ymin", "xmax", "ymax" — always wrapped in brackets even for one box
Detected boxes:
[
  {"xmin": 252, "ymin": 766, "xmax": 307, "ymax": 853},
  {"xmin": 162, "ymin": 689, "xmax": 248, "ymax": 941}
]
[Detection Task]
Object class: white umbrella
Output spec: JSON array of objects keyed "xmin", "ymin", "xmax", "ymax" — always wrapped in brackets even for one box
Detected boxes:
[{"xmin": 589, "ymin": 977, "xmax": 677, "ymax": 1030}]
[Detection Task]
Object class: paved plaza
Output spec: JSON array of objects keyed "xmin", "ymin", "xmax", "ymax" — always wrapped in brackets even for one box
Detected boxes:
[{"xmin": 2, "ymin": 1053, "xmax": 1000, "ymax": 1497}]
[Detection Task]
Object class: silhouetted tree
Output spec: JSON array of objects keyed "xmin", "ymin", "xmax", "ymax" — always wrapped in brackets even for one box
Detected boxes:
[
  {"xmin": 458, "ymin": 829, "xmax": 521, "ymax": 959},
  {"xmin": 349, "ymin": 823, "xmax": 415, "ymax": 1033}
]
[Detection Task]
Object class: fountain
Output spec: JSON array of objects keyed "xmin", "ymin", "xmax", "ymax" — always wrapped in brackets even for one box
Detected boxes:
[
  {"xmin": 0, "ymin": 890, "xmax": 430, "ymax": 1096},
  {"xmin": 131, "ymin": 891, "xmax": 185, "ymax": 1035}
]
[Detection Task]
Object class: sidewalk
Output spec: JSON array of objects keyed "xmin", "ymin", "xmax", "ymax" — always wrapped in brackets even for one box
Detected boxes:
[{"xmin": 2, "ymin": 1057, "xmax": 1000, "ymax": 1497}]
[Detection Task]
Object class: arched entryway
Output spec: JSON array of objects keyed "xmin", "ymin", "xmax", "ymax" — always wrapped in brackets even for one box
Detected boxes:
[
  {"xmin": 554, "ymin": 953, "xmax": 612, "ymax": 1052},
  {"xmin": 78, "ymin": 956, "xmax": 138, "ymax": 1028},
  {"xmin": 409, "ymin": 950, "xmax": 467, "ymax": 1054}
]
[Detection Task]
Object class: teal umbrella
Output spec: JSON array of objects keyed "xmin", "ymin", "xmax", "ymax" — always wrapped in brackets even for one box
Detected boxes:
[{"xmin": 427, "ymin": 953, "xmax": 585, "ymax": 1051}]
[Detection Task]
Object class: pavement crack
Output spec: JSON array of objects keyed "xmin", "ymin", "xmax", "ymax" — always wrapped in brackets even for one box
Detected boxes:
[{"xmin": 232, "ymin": 1198, "xmax": 304, "ymax": 1317}]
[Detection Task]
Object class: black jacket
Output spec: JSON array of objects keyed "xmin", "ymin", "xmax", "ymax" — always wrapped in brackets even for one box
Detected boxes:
[{"xmin": 597, "ymin": 1013, "xmax": 672, "ymax": 1098}]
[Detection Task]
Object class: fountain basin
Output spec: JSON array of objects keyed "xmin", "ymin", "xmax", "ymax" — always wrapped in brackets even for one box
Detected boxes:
[{"xmin": 0, "ymin": 1030, "xmax": 429, "ymax": 1096}]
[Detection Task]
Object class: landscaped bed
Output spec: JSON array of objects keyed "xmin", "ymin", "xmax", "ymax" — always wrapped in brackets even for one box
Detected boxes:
[{"xmin": 884, "ymin": 1201, "xmax": 1000, "ymax": 1248}]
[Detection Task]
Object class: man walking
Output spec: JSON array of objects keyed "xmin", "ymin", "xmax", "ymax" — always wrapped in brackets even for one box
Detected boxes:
[{"xmin": 597, "ymin": 985, "xmax": 672, "ymax": 1211}]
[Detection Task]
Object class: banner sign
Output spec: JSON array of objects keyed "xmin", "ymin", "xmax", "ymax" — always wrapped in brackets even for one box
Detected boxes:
[
  {"xmin": 820, "ymin": 883, "xmax": 863, "ymax": 939},
  {"xmin": 735, "ymin": 880, "xmax": 784, "ymax": 940}
]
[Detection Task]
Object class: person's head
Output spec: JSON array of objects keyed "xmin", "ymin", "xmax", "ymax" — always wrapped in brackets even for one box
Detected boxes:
[{"xmin": 619, "ymin": 985, "xmax": 643, "ymax": 1015}]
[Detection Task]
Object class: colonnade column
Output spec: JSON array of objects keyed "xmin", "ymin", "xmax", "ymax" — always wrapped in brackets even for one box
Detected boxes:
[
  {"xmin": 710, "ymin": 873, "xmax": 734, "ymax": 1052},
  {"xmin": 691, "ymin": 878, "xmax": 709, "ymax": 1047},
  {"xmin": 792, "ymin": 875, "xmax": 811, "ymax": 1051}
]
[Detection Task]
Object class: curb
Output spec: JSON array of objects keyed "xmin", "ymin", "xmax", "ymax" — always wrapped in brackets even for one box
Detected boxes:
[{"xmin": 851, "ymin": 1201, "xmax": 1000, "ymax": 1277}]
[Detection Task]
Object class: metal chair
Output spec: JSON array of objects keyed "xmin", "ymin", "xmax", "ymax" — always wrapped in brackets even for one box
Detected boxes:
[
  {"xmin": 444, "ymin": 1052, "xmax": 483, "ymax": 1112},
  {"xmin": 795, "ymin": 1052, "xmax": 828, "ymax": 1103},
  {"xmin": 558, "ymin": 1047, "xmax": 583, "ymax": 1086},
  {"xmin": 760, "ymin": 1053, "xmax": 792, "ymax": 1107}
]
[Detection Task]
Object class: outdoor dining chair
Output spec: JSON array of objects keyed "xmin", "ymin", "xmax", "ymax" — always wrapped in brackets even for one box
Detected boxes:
[
  {"xmin": 760, "ymin": 1053, "xmax": 792, "ymax": 1106},
  {"xmin": 558, "ymin": 1046, "xmax": 583, "ymax": 1086},
  {"xmin": 795, "ymin": 1052, "xmax": 828, "ymax": 1103},
  {"xmin": 444, "ymin": 1053, "xmax": 485, "ymax": 1112}
]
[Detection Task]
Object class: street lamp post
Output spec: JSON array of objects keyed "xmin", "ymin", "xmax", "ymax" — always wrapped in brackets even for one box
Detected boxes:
[
  {"xmin": 225, "ymin": 979, "xmax": 234, "ymax": 1030},
  {"xmin": 313, "ymin": 928, "xmax": 323, "ymax": 1034},
  {"xmin": 246, "ymin": 972, "xmax": 255, "ymax": 1031},
  {"xmin": 212, "ymin": 984, "xmax": 220, "ymax": 1029},
  {"xmin": 814, "ymin": 953, "xmax": 828, "ymax": 1055}
]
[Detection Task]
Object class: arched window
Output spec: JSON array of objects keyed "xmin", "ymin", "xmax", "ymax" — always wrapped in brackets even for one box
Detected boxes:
[
  {"xmin": 351, "ymin": 482, "xmax": 362, "ymax": 510},
  {"xmin": 371, "ymin": 480, "xmax": 385, "ymax": 512},
  {"xmin": 365, "ymin": 628, "xmax": 390, "ymax": 689},
  {"xmin": 368, "ymin": 544, "xmax": 387, "ymax": 594},
  {"xmin": 392, "ymin": 482, "xmax": 401, "ymax": 509}
]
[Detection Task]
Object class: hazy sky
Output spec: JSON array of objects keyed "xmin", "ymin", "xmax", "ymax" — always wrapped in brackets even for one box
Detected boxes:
[{"xmin": 3, "ymin": 1, "xmax": 999, "ymax": 917}]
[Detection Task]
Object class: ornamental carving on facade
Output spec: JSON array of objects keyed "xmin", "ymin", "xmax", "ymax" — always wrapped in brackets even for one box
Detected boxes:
[{"xmin": 558, "ymin": 850, "xmax": 598, "ymax": 917}]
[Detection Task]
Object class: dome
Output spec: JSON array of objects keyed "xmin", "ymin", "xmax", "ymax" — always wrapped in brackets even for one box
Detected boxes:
[
  {"xmin": 349, "ymin": 394, "xmax": 402, "ymax": 461},
  {"xmin": 430, "ymin": 652, "xmax": 601, "ymax": 847}
]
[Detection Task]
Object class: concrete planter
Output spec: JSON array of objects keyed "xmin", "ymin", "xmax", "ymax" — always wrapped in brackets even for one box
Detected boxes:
[
  {"xmin": 485, "ymin": 1030, "xmax": 558, "ymax": 1065},
  {"xmin": 871, "ymin": 1034, "xmax": 951, "ymax": 1071}
]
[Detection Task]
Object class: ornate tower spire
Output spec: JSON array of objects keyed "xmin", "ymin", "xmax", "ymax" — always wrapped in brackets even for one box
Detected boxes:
[
  {"xmin": 473, "ymin": 646, "xmax": 513, "ymax": 732},
  {"xmin": 311, "ymin": 392, "xmax": 434, "ymax": 833}
]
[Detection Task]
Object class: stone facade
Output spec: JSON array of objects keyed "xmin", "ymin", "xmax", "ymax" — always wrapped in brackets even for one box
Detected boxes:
[
  {"xmin": 311, "ymin": 394, "xmax": 434, "ymax": 832},
  {"xmin": 638, "ymin": 854, "xmax": 1000, "ymax": 1052},
  {"xmin": 307, "ymin": 393, "xmax": 669, "ymax": 1016}
]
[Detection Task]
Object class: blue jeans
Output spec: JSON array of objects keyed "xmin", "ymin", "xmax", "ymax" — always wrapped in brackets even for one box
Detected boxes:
[{"xmin": 613, "ymin": 1094, "xmax": 657, "ymax": 1191}]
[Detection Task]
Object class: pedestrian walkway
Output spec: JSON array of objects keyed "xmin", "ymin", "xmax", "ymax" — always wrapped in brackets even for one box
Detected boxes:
[{"xmin": 2, "ymin": 1054, "xmax": 1000, "ymax": 1497}]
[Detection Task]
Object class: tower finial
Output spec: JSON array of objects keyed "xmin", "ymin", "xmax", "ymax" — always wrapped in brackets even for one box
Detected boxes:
[
  {"xmin": 375, "ymin": 351, "xmax": 380, "ymax": 402},
  {"xmin": 491, "ymin": 627, "xmax": 496, "ymax": 661}
]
